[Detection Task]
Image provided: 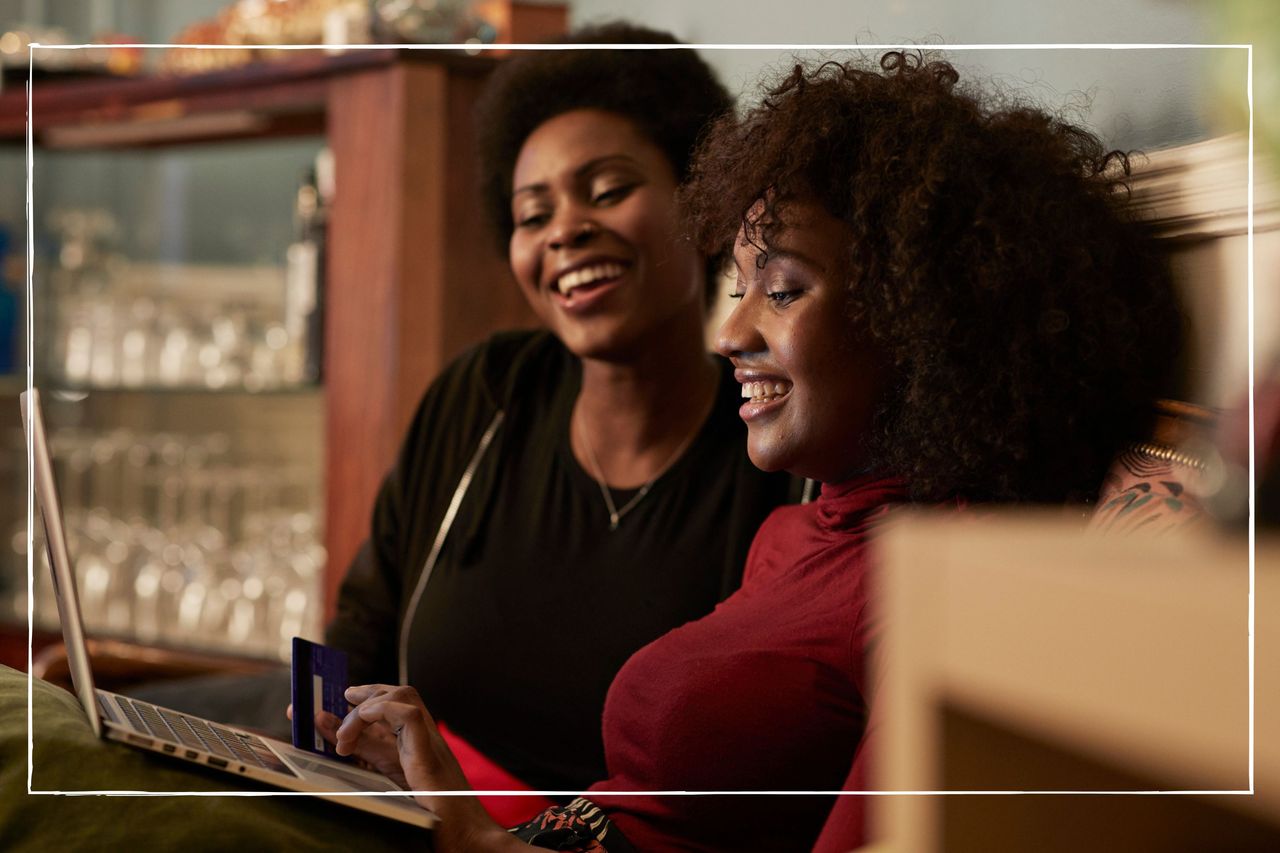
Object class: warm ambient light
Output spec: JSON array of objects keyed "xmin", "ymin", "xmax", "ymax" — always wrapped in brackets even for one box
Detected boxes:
[{"xmin": 0, "ymin": 32, "xmax": 26, "ymax": 55}]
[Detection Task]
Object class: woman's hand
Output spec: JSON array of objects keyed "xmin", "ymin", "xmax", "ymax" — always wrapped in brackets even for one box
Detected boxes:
[
  {"xmin": 334, "ymin": 685, "xmax": 466, "ymax": 794},
  {"xmin": 316, "ymin": 710, "xmax": 407, "ymax": 788},
  {"xmin": 287, "ymin": 702, "xmax": 407, "ymax": 787},
  {"xmin": 336, "ymin": 685, "xmax": 525, "ymax": 851}
]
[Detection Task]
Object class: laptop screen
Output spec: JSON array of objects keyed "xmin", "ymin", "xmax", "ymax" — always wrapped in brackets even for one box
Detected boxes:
[{"xmin": 21, "ymin": 388, "xmax": 103, "ymax": 737}]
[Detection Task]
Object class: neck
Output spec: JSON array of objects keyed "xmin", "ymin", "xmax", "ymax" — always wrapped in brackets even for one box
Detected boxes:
[{"xmin": 572, "ymin": 319, "xmax": 718, "ymax": 489}]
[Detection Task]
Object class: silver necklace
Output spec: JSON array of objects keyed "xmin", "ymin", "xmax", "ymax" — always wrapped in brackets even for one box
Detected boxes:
[{"xmin": 575, "ymin": 413, "xmax": 701, "ymax": 531}]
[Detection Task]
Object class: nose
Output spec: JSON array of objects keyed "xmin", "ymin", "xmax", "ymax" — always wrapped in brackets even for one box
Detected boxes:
[
  {"xmin": 547, "ymin": 211, "xmax": 598, "ymax": 251},
  {"xmin": 715, "ymin": 292, "xmax": 764, "ymax": 359}
]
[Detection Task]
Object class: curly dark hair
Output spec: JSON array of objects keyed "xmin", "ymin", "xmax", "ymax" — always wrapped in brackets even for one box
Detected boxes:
[
  {"xmin": 475, "ymin": 22, "xmax": 733, "ymax": 304},
  {"xmin": 683, "ymin": 52, "xmax": 1184, "ymax": 503}
]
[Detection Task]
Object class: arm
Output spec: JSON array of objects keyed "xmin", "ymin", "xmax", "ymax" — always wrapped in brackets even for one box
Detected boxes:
[
  {"xmin": 335, "ymin": 684, "xmax": 530, "ymax": 852},
  {"xmin": 326, "ymin": 495, "xmax": 405, "ymax": 686},
  {"xmin": 325, "ymin": 335, "xmax": 512, "ymax": 685},
  {"xmin": 812, "ymin": 588, "xmax": 885, "ymax": 851},
  {"xmin": 324, "ymin": 379, "xmax": 426, "ymax": 686},
  {"xmin": 810, "ymin": 729, "xmax": 874, "ymax": 852},
  {"xmin": 326, "ymin": 530, "xmax": 403, "ymax": 686}
]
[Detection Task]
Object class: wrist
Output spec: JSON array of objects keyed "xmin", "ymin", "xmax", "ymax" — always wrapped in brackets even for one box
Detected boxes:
[{"xmin": 430, "ymin": 799, "xmax": 521, "ymax": 851}]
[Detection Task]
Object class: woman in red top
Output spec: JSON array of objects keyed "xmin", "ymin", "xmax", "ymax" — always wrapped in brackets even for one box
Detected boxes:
[{"xmin": 326, "ymin": 52, "xmax": 1182, "ymax": 851}]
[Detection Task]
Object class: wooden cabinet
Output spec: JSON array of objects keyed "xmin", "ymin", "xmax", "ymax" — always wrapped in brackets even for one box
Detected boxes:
[{"xmin": 2, "ymin": 51, "xmax": 537, "ymax": 629}]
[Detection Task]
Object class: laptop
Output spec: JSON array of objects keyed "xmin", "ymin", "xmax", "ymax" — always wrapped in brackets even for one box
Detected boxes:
[{"xmin": 21, "ymin": 388, "xmax": 438, "ymax": 829}]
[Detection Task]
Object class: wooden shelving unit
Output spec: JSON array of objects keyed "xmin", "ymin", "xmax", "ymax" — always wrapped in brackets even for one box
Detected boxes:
[{"xmin": 2, "ymin": 50, "xmax": 539, "ymax": 624}]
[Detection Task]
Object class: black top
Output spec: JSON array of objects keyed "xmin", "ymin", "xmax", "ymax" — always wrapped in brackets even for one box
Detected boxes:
[{"xmin": 327, "ymin": 331, "xmax": 796, "ymax": 790}]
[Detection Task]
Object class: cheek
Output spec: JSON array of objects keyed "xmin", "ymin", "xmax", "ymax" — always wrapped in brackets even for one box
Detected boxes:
[
  {"xmin": 627, "ymin": 196, "xmax": 690, "ymax": 268},
  {"xmin": 776, "ymin": 320, "xmax": 857, "ymax": 451},
  {"xmin": 793, "ymin": 391, "xmax": 839, "ymax": 450},
  {"xmin": 805, "ymin": 349, "xmax": 884, "ymax": 461},
  {"xmin": 508, "ymin": 235, "xmax": 538, "ymax": 291}
]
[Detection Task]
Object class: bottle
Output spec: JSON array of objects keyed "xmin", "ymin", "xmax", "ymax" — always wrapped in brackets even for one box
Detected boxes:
[
  {"xmin": 283, "ymin": 151, "xmax": 329, "ymax": 384},
  {"xmin": 308, "ymin": 148, "xmax": 333, "ymax": 383}
]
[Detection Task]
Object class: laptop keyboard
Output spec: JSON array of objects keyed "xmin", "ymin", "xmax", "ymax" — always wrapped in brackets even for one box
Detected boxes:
[{"xmin": 115, "ymin": 695, "xmax": 294, "ymax": 775}]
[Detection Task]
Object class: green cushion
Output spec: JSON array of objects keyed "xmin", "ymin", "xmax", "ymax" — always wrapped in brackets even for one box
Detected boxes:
[{"xmin": 0, "ymin": 664, "xmax": 432, "ymax": 852}]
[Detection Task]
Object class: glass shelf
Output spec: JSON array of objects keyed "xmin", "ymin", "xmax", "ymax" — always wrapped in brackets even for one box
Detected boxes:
[
  {"xmin": 6, "ymin": 386, "xmax": 325, "ymax": 662},
  {"xmin": 3, "ymin": 136, "xmax": 330, "ymax": 662}
]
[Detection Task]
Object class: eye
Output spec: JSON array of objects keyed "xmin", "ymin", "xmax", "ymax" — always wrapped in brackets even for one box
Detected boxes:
[
  {"xmin": 591, "ymin": 182, "xmax": 636, "ymax": 206},
  {"xmin": 727, "ymin": 291, "xmax": 744, "ymax": 301},
  {"xmin": 515, "ymin": 211, "xmax": 550, "ymax": 229},
  {"xmin": 767, "ymin": 289, "xmax": 801, "ymax": 306}
]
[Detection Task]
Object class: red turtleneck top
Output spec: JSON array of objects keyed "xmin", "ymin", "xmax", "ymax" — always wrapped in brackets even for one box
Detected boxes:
[{"xmin": 587, "ymin": 474, "xmax": 907, "ymax": 852}]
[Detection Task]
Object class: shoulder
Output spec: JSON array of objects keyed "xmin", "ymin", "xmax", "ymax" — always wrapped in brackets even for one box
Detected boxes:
[
  {"xmin": 394, "ymin": 330, "xmax": 559, "ymax": 474},
  {"xmin": 405, "ymin": 329, "xmax": 564, "ymax": 421},
  {"xmin": 445, "ymin": 329, "xmax": 563, "ymax": 404},
  {"xmin": 472, "ymin": 329, "xmax": 574, "ymax": 408}
]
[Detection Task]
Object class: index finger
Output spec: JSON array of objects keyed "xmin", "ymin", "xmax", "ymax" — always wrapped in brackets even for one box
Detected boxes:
[
  {"xmin": 334, "ymin": 702, "xmax": 375, "ymax": 756},
  {"xmin": 344, "ymin": 683, "xmax": 392, "ymax": 705}
]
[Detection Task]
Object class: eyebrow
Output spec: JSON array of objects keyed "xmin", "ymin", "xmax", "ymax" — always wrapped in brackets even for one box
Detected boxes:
[
  {"xmin": 512, "ymin": 154, "xmax": 644, "ymax": 197},
  {"xmin": 732, "ymin": 246, "xmax": 830, "ymax": 277}
]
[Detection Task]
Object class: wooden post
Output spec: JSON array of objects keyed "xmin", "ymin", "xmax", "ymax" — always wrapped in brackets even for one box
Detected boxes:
[{"xmin": 322, "ymin": 58, "xmax": 534, "ymax": 620}]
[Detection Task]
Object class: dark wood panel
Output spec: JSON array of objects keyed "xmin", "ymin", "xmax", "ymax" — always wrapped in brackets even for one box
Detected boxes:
[
  {"xmin": 440, "ymin": 69, "xmax": 534, "ymax": 363},
  {"xmin": 324, "ymin": 65, "xmax": 409, "ymax": 619},
  {"xmin": 322, "ymin": 59, "xmax": 538, "ymax": 619},
  {"xmin": 392, "ymin": 62, "xmax": 450, "ymax": 437}
]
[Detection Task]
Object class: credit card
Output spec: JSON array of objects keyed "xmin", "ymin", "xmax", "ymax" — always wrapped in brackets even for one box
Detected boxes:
[{"xmin": 291, "ymin": 637, "xmax": 349, "ymax": 757}]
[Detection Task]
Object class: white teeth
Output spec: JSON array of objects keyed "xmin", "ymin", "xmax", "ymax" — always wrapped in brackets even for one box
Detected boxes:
[
  {"xmin": 740, "ymin": 381, "xmax": 791, "ymax": 401},
  {"xmin": 558, "ymin": 263, "xmax": 624, "ymax": 294}
]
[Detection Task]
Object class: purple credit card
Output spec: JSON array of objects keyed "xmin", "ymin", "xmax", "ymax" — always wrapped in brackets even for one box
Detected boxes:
[{"xmin": 291, "ymin": 637, "xmax": 349, "ymax": 757}]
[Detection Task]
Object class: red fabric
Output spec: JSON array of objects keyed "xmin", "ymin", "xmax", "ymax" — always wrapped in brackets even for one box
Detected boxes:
[
  {"xmin": 587, "ymin": 474, "xmax": 906, "ymax": 852},
  {"xmin": 437, "ymin": 721, "xmax": 556, "ymax": 826},
  {"xmin": 811, "ymin": 710, "xmax": 876, "ymax": 851}
]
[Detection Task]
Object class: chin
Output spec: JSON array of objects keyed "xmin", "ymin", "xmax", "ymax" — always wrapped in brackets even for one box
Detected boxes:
[
  {"xmin": 563, "ymin": 327, "xmax": 652, "ymax": 364},
  {"xmin": 746, "ymin": 443, "xmax": 791, "ymax": 474},
  {"xmin": 554, "ymin": 324, "xmax": 614, "ymax": 355}
]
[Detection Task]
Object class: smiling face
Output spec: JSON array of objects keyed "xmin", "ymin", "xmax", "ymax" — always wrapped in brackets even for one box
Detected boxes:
[
  {"xmin": 507, "ymin": 109, "xmax": 705, "ymax": 361},
  {"xmin": 715, "ymin": 200, "xmax": 887, "ymax": 483}
]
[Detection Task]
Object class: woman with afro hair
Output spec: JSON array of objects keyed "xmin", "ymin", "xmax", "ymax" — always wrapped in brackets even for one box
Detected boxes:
[{"xmin": 330, "ymin": 52, "xmax": 1183, "ymax": 852}]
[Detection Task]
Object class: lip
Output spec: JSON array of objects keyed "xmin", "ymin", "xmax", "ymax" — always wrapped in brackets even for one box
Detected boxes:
[
  {"xmin": 733, "ymin": 368, "xmax": 793, "ymax": 422},
  {"xmin": 738, "ymin": 393, "xmax": 790, "ymax": 422},
  {"xmin": 545, "ymin": 255, "xmax": 632, "ymax": 314},
  {"xmin": 546, "ymin": 256, "xmax": 631, "ymax": 292},
  {"xmin": 553, "ymin": 276, "xmax": 623, "ymax": 313}
]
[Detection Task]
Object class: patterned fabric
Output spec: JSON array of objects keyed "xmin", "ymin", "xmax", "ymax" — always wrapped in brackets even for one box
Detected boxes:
[
  {"xmin": 510, "ymin": 798, "xmax": 637, "ymax": 853},
  {"xmin": 1091, "ymin": 446, "xmax": 1208, "ymax": 534}
]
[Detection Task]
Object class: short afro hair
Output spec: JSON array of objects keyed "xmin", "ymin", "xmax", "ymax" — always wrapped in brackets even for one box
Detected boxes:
[
  {"xmin": 476, "ymin": 22, "xmax": 732, "ymax": 303},
  {"xmin": 683, "ymin": 53, "xmax": 1184, "ymax": 504}
]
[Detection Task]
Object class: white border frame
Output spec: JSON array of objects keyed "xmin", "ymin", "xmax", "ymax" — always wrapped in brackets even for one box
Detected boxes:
[{"xmin": 23, "ymin": 41, "xmax": 1254, "ymax": 802}]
